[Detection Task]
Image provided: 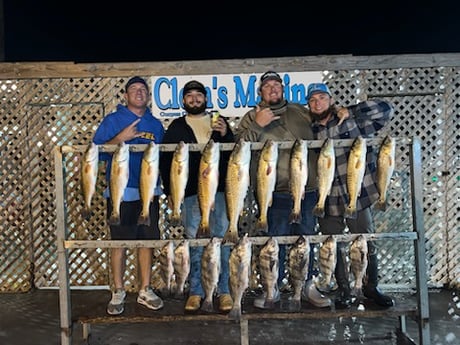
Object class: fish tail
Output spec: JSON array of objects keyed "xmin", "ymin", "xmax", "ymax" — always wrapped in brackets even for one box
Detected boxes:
[
  {"xmin": 108, "ymin": 213, "xmax": 120, "ymax": 226},
  {"xmin": 174, "ymin": 289, "xmax": 185, "ymax": 300},
  {"xmin": 288, "ymin": 211, "xmax": 301, "ymax": 224},
  {"xmin": 344, "ymin": 205, "xmax": 356, "ymax": 219},
  {"xmin": 264, "ymin": 299, "xmax": 276, "ymax": 309},
  {"xmin": 256, "ymin": 217, "xmax": 268, "ymax": 233},
  {"xmin": 137, "ymin": 212, "xmax": 151, "ymax": 226},
  {"xmin": 227, "ymin": 306, "xmax": 241, "ymax": 320},
  {"xmin": 196, "ymin": 224, "xmax": 210, "ymax": 238},
  {"xmin": 201, "ymin": 299, "xmax": 214, "ymax": 313},
  {"xmin": 161, "ymin": 287, "xmax": 172, "ymax": 298},
  {"xmin": 351, "ymin": 286, "xmax": 364, "ymax": 298},
  {"xmin": 81, "ymin": 207, "xmax": 92, "ymax": 220},
  {"xmin": 289, "ymin": 299, "xmax": 301, "ymax": 312},
  {"xmin": 169, "ymin": 213, "xmax": 182, "ymax": 226},
  {"xmin": 374, "ymin": 198, "xmax": 387, "ymax": 211},
  {"xmin": 223, "ymin": 226, "xmax": 239, "ymax": 244},
  {"xmin": 312, "ymin": 205, "xmax": 325, "ymax": 218}
]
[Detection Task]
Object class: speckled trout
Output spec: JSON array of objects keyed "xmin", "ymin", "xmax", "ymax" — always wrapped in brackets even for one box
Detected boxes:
[
  {"xmin": 108, "ymin": 142, "xmax": 129, "ymax": 226},
  {"xmin": 375, "ymin": 135, "xmax": 396, "ymax": 211},
  {"xmin": 344, "ymin": 136, "xmax": 367, "ymax": 219},
  {"xmin": 197, "ymin": 139, "xmax": 220, "ymax": 238},
  {"xmin": 289, "ymin": 139, "xmax": 308, "ymax": 224},
  {"xmin": 169, "ymin": 141, "xmax": 189, "ymax": 226},
  {"xmin": 80, "ymin": 142, "xmax": 99, "ymax": 220},
  {"xmin": 224, "ymin": 139, "xmax": 251, "ymax": 243},
  {"xmin": 138, "ymin": 141, "xmax": 160, "ymax": 226},
  {"xmin": 313, "ymin": 138, "xmax": 335, "ymax": 218},
  {"xmin": 255, "ymin": 139, "xmax": 278, "ymax": 232}
]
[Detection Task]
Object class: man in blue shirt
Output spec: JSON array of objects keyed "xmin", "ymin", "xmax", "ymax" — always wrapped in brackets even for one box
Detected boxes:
[{"xmin": 93, "ymin": 76, "xmax": 165, "ymax": 315}]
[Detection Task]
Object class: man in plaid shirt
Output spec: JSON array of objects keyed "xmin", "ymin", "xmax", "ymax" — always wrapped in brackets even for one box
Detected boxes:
[{"xmin": 308, "ymin": 83, "xmax": 395, "ymax": 309}]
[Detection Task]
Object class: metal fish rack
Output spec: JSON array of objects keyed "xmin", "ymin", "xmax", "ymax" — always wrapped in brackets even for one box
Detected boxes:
[{"xmin": 54, "ymin": 137, "xmax": 430, "ymax": 345}]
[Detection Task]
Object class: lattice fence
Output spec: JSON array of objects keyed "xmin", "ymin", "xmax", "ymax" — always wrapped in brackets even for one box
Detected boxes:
[{"xmin": 0, "ymin": 65, "xmax": 458, "ymax": 293}]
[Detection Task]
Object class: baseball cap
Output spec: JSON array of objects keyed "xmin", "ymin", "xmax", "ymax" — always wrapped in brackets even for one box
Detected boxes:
[
  {"xmin": 306, "ymin": 83, "xmax": 332, "ymax": 101},
  {"xmin": 125, "ymin": 76, "xmax": 149, "ymax": 92},
  {"xmin": 183, "ymin": 80, "xmax": 207, "ymax": 96},
  {"xmin": 259, "ymin": 71, "xmax": 283, "ymax": 86}
]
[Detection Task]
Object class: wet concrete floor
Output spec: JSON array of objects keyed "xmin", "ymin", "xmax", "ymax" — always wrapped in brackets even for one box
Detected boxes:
[{"xmin": 0, "ymin": 288, "xmax": 458, "ymax": 345}]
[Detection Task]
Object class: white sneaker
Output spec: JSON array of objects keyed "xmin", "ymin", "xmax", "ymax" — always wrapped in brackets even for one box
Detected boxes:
[
  {"xmin": 107, "ymin": 289, "xmax": 126, "ymax": 315},
  {"xmin": 302, "ymin": 279, "xmax": 331, "ymax": 308},
  {"xmin": 137, "ymin": 286, "xmax": 164, "ymax": 310},
  {"xmin": 253, "ymin": 287, "xmax": 281, "ymax": 309}
]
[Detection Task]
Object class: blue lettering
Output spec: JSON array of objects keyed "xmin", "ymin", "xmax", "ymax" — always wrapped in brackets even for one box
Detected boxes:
[
  {"xmin": 216, "ymin": 87, "xmax": 228, "ymax": 108},
  {"xmin": 234, "ymin": 76, "xmax": 258, "ymax": 108},
  {"xmin": 283, "ymin": 74, "xmax": 291, "ymax": 102},
  {"xmin": 290, "ymin": 83, "xmax": 307, "ymax": 105},
  {"xmin": 153, "ymin": 77, "xmax": 173, "ymax": 110},
  {"xmin": 170, "ymin": 78, "xmax": 180, "ymax": 108}
]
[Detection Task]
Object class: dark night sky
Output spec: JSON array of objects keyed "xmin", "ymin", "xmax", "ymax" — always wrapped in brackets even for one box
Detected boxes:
[{"xmin": 3, "ymin": 1, "xmax": 460, "ymax": 63}]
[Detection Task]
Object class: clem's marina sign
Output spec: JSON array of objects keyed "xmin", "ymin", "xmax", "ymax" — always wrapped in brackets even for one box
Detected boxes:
[{"xmin": 150, "ymin": 71, "xmax": 322, "ymax": 119}]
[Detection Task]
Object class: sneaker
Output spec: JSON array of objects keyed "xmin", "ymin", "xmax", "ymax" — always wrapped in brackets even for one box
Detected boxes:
[
  {"xmin": 185, "ymin": 295, "xmax": 202, "ymax": 312},
  {"xmin": 107, "ymin": 289, "xmax": 126, "ymax": 315},
  {"xmin": 302, "ymin": 279, "xmax": 331, "ymax": 308},
  {"xmin": 253, "ymin": 287, "xmax": 280, "ymax": 309},
  {"xmin": 218, "ymin": 294, "xmax": 233, "ymax": 312},
  {"xmin": 137, "ymin": 286, "xmax": 164, "ymax": 311}
]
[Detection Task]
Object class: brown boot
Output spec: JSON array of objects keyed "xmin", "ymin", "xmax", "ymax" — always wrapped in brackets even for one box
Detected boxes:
[
  {"xmin": 185, "ymin": 295, "xmax": 202, "ymax": 312},
  {"xmin": 218, "ymin": 294, "xmax": 233, "ymax": 312}
]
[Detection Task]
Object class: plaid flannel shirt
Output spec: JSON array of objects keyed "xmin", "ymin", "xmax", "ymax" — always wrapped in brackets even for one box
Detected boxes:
[{"xmin": 312, "ymin": 100, "xmax": 393, "ymax": 217}]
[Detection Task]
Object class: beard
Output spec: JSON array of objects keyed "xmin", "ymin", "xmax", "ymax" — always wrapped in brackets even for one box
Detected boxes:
[
  {"xmin": 183, "ymin": 102, "xmax": 206, "ymax": 115},
  {"xmin": 267, "ymin": 96, "xmax": 283, "ymax": 106},
  {"xmin": 311, "ymin": 105, "xmax": 334, "ymax": 122}
]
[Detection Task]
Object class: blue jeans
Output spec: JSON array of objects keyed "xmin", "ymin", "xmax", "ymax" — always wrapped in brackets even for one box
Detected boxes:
[
  {"xmin": 267, "ymin": 191, "xmax": 318, "ymax": 285},
  {"xmin": 182, "ymin": 192, "xmax": 230, "ymax": 297}
]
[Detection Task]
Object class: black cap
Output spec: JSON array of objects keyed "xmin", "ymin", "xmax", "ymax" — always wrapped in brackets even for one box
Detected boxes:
[
  {"xmin": 183, "ymin": 80, "xmax": 207, "ymax": 96},
  {"xmin": 125, "ymin": 76, "xmax": 149, "ymax": 92},
  {"xmin": 259, "ymin": 71, "xmax": 282, "ymax": 86}
]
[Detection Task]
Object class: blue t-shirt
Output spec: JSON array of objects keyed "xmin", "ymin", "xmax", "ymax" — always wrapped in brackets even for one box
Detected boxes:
[{"xmin": 92, "ymin": 104, "xmax": 164, "ymax": 201}]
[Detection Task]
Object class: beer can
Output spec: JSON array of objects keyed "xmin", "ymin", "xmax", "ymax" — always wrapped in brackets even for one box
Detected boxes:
[{"xmin": 210, "ymin": 110, "xmax": 220, "ymax": 127}]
